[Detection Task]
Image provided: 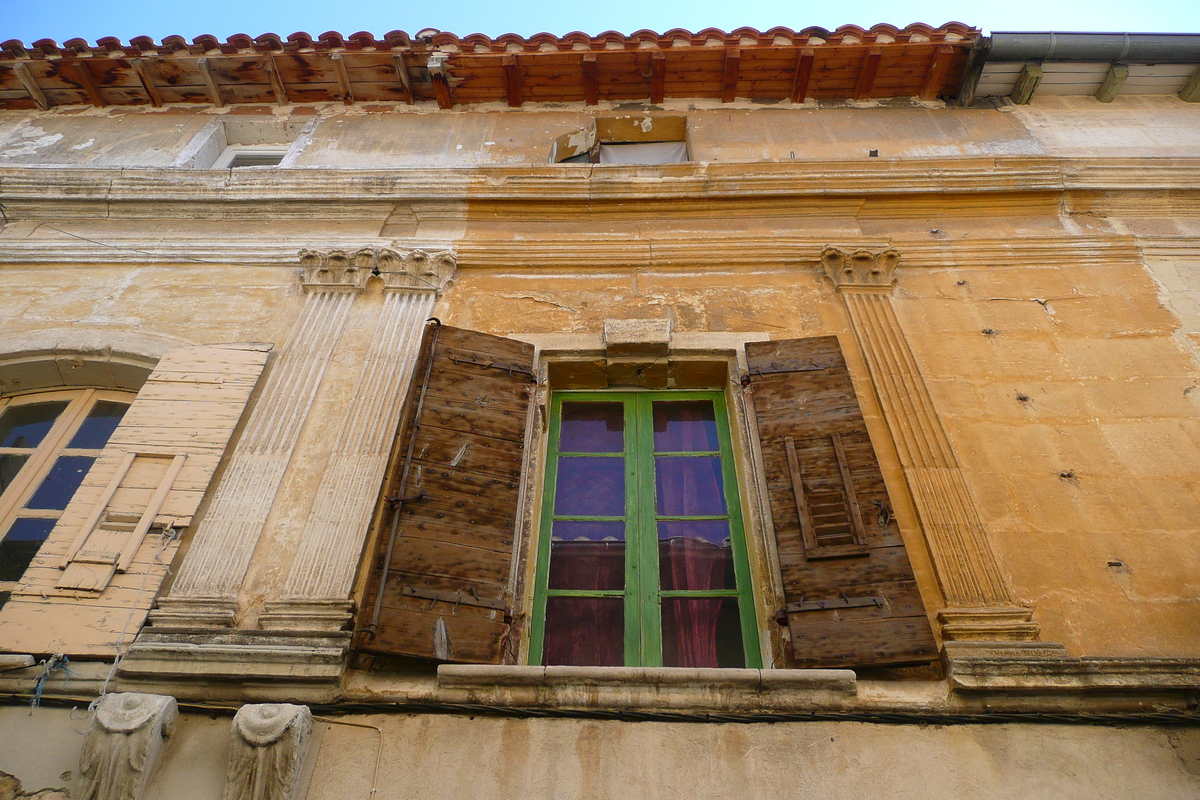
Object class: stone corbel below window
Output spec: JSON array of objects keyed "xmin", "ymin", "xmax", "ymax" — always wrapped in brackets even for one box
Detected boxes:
[
  {"xmin": 299, "ymin": 247, "xmax": 457, "ymax": 295},
  {"xmin": 80, "ymin": 693, "xmax": 178, "ymax": 800}
]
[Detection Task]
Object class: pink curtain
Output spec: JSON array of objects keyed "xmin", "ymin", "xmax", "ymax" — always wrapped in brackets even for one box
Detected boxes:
[{"xmin": 660, "ymin": 538, "xmax": 729, "ymax": 668}]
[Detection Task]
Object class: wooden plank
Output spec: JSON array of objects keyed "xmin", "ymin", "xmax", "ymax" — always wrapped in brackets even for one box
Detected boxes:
[
  {"xmin": 784, "ymin": 436, "xmax": 818, "ymax": 551},
  {"xmin": 503, "ymin": 55, "xmax": 522, "ymax": 107},
  {"xmin": 721, "ymin": 48, "xmax": 741, "ymax": 102},
  {"xmin": 790, "ymin": 610, "xmax": 937, "ymax": 668},
  {"xmin": 390, "ymin": 537, "xmax": 511, "ymax": 587},
  {"xmin": 364, "ymin": 598, "xmax": 506, "ymax": 663},
  {"xmin": 67, "ymin": 60, "xmax": 105, "ymax": 107},
  {"xmin": 391, "ymin": 54, "xmax": 414, "ymax": 104},
  {"xmin": 650, "ymin": 51, "xmax": 666, "ymax": 104},
  {"xmin": 130, "ymin": 59, "xmax": 163, "ymax": 107},
  {"xmin": 582, "ymin": 53, "xmax": 599, "ymax": 105},
  {"xmin": 919, "ymin": 44, "xmax": 954, "ymax": 100},
  {"xmin": 13, "ymin": 61, "xmax": 49, "ymax": 109},
  {"xmin": 1095, "ymin": 63, "xmax": 1128, "ymax": 103},
  {"xmin": 791, "ymin": 48, "xmax": 815, "ymax": 102},
  {"xmin": 330, "ymin": 53, "xmax": 354, "ymax": 105},
  {"xmin": 429, "ymin": 54, "xmax": 453, "ymax": 109},
  {"xmin": 196, "ymin": 58, "xmax": 224, "ymax": 107},
  {"xmin": 1181, "ymin": 66, "xmax": 1200, "ymax": 103}
]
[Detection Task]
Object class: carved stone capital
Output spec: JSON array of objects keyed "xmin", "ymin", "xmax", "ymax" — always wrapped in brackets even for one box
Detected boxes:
[
  {"xmin": 298, "ymin": 247, "xmax": 457, "ymax": 295},
  {"xmin": 821, "ymin": 246, "xmax": 901, "ymax": 291},
  {"xmin": 80, "ymin": 693, "xmax": 178, "ymax": 800},
  {"xmin": 226, "ymin": 704, "xmax": 315, "ymax": 800}
]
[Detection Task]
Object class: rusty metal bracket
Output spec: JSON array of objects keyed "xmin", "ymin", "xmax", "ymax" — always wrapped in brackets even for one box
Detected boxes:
[
  {"xmin": 786, "ymin": 595, "xmax": 885, "ymax": 613},
  {"xmin": 399, "ymin": 586, "xmax": 506, "ymax": 611}
]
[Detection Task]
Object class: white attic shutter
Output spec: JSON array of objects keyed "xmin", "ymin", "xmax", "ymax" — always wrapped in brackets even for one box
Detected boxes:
[{"xmin": 53, "ymin": 343, "xmax": 271, "ymax": 592}]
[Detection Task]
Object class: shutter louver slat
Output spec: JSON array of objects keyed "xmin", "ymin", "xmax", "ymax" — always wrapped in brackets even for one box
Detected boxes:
[
  {"xmin": 356, "ymin": 323, "xmax": 535, "ymax": 664},
  {"xmin": 747, "ymin": 335, "xmax": 937, "ymax": 668}
]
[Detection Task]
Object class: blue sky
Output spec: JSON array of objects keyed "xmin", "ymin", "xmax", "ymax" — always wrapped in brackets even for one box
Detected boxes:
[{"xmin": 3, "ymin": 0, "xmax": 1200, "ymax": 43}]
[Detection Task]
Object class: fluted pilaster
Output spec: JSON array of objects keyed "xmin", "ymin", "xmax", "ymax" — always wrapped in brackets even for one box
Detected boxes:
[{"xmin": 824, "ymin": 247, "xmax": 1042, "ymax": 643}]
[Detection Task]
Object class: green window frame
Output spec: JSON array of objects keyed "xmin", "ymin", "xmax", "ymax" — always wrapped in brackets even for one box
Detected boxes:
[{"xmin": 529, "ymin": 390, "xmax": 761, "ymax": 668}]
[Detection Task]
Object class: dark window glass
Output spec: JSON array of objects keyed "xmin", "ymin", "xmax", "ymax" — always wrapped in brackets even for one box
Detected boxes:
[
  {"xmin": 67, "ymin": 401, "xmax": 129, "ymax": 449},
  {"xmin": 555, "ymin": 456, "xmax": 624, "ymax": 516},
  {"xmin": 542, "ymin": 597, "xmax": 624, "ymax": 666},
  {"xmin": 0, "ymin": 402, "xmax": 69, "ymax": 448},
  {"xmin": 549, "ymin": 521, "xmax": 625, "ymax": 591},
  {"xmin": 653, "ymin": 401, "xmax": 718, "ymax": 452},
  {"xmin": 24, "ymin": 456, "xmax": 95, "ymax": 510},
  {"xmin": 658, "ymin": 520, "xmax": 735, "ymax": 590},
  {"xmin": 0, "ymin": 454, "xmax": 29, "ymax": 494},
  {"xmin": 229, "ymin": 153, "xmax": 284, "ymax": 167},
  {"xmin": 559, "ymin": 402, "xmax": 624, "ymax": 453},
  {"xmin": 655, "ymin": 456, "xmax": 726, "ymax": 516},
  {"xmin": 661, "ymin": 597, "xmax": 745, "ymax": 669},
  {"xmin": 0, "ymin": 517, "xmax": 55, "ymax": 581}
]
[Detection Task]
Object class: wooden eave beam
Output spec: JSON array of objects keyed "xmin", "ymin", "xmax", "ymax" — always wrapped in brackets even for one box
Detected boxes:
[
  {"xmin": 721, "ymin": 48, "xmax": 740, "ymax": 103},
  {"xmin": 1095, "ymin": 62, "xmax": 1128, "ymax": 102},
  {"xmin": 582, "ymin": 53, "xmax": 599, "ymax": 106},
  {"xmin": 1011, "ymin": 63, "xmax": 1042, "ymax": 105},
  {"xmin": 920, "ymin": 44, "xmax": 955, "ymax": 101},
  {"xmin": 502, "ymin": 55, "xmax": 521, "ymax": 107},
  {"xmin": 70, "ymin": 59, "xmax": 106, "ymax": 107},
  {"xmin": 393, "ymin": 54, "xmax": 414, "ymax": 104},
  {"xmin": 131, "ymin": 58, "xmax": 163, "ymax": 107},
  {"xmin": 650, "ymin": 51, "xmax": 666, "ymax": 104},
  {"xmin": 954, "ymin": 36, "xmax": 991, "ymax": 107},
  {"xmin": 13, "ymin": 61, "xmax": 50, "ymax": 110},
  {"xmin": 264, "ymin": 54, "xmax": 289, "ymax": 105},
  {"xmin": 1181, "ymin": 66, "xmax": 1200, "ymax": 102},
  {"xmin": 854, "ymin": 46, "xmax": 883, "ymax": 101},
  {"xmin": 790, "ymin": 47, "xmax": 815, "ymax": 103},
  {"xmin": 429, "ymin": 53, "xmax": 452, "ymax": 109},
  {"xmin": 196, "ymin": 58, "xmax": 225, "ymax": 107},
  {"xmin": 331, "ymin": 52, "xmax": 354, "ymax": 104}
]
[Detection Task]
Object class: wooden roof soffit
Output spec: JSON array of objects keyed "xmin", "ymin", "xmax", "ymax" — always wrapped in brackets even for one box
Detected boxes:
[{"xmin": 0, "ymin": 23, "xmax": 980, "ymax": 111}]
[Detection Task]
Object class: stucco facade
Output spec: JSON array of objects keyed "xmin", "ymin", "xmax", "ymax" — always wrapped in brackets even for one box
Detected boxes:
[{"xmin": 1, "ymin": 24, "xmax": 1199, "ymax": 799}]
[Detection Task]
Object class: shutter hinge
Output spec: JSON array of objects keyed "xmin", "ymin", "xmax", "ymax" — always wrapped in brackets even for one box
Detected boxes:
[
  {"xmin": 748, "ymin": 357, "xmax": 839, "ymax": 376},
  {"xmin": 785, "ymin": 595, "xmax": 885, "ymax": 614},
  {"xmin": 447, "ymin": 352, "xmax": 535, "ymax": 377}
]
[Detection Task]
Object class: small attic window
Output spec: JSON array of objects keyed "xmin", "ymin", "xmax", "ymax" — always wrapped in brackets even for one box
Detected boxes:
[
  {"xmin": 553, "ymin": 116, "xmax": 688, "ymax": 165},
  {"xmin": 214, "ymin": 145, "xmax": 289, "ymax": 169}
]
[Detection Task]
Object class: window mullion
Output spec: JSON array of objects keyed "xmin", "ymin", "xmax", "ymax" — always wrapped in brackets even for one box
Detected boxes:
[
  {"xmin": 622, "ymin": 394, "xmax": 643, "ymax": 667},
  {"xmin": 635, "ymin": 393, "xmax": 664, "ymax": 668}
]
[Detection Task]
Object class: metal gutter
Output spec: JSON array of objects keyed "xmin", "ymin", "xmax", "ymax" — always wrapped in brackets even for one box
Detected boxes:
[{"xmin": 989, "ymin": 32, "xmax": 1200, "ymax": 63}]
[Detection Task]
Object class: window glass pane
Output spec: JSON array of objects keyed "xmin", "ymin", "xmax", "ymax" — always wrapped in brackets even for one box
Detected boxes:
[
  {"xmin": 655, "ymin": 456, "xmax": 726, "ymax": 516},
  {"xmin": 543, "ymin": 596, "xmax": 624, "ymax": 666},
  {"xmin": 653, "ymin": 400, "xmax": 718, "ymax": 452},
  {"xmin": 559, "ymin": 402, "xmax": 623, "ymax": 453},
  {"xmin": 555, "ymin": 456, "xmax": 624, "ymax": 516},
  {"xmin": 67, "ymin": 401, "xmax": 129, "ymax": 449},
  {"xmin": 658, "ymin": 520, "xmax": 735, "ymax": 590},
  {"xmin": 0, "ymin": 454, "xmax": 29, "ymax": 495},
  {"xmin": 0, "ymin": 517, "xmax": 56, "ymax": 581},
  {"xmin": 549, "ymin": 521, "xmax": 625, "ymax": 590},
  {"xmin": 0, "ymin": 401, "xmax": 69, "ymax": 448},
  {"xmin": 661, "ymin": 597, "xmax": 745, "ymax": 668},
  {"xmin": 25, "ymin": 456, "xmax": 96, "ymax": 510}
]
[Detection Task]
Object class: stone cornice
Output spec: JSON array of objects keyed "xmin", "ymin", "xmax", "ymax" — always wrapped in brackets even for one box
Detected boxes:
[{"xmin": 3, "ymin": 157, "xmax": 1200, "ymax": 212}]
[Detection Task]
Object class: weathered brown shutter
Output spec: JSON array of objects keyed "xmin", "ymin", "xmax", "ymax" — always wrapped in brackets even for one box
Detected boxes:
[
  {"xmin": 746, "ymin": 336, "xmax": 937, "ymax": 668},
  {"xmin": 356, "ymin": 322, "xmax": 534, "ymax": 664}
]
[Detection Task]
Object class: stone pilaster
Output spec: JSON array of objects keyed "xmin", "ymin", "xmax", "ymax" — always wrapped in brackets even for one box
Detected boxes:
[
  {"xmin": 150, "ymin": 256, "xmax": 368, "ymax": 628},
  {"xmin": 822, "ymin": 247, "xmax": 1052, "ymax": 647},
  {"xmin": 259, "ymin": 250, "xmax": 454, "ymax": 632}
]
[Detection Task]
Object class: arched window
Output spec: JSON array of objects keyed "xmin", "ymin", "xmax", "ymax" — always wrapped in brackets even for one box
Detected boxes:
[{"xmin": 0, "ymin": 389, "xmax": 134, "ymax": 600}]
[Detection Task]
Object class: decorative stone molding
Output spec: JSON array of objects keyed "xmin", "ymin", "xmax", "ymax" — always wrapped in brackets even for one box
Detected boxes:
[
  {"xmin": 80, "ymin": 693, "xmax": 177, "ymax": 800},
  {"xmin": 225, "ymin": 704, "xmax": 314, "ymax": 800},
  {"xmin": 821, "ymin": 246, "xmax": 901, "ymax": 290},
  {"xmin": 299, "ymin": 247, "xmax": 456, "ymax": 295},
  {"xmin": 824, "ymin": 246, "xmax": 1047, "ymax": 648},
  {"xmin": 946, "ymin": 655, "xmax": 1200, "ymax": 693}
]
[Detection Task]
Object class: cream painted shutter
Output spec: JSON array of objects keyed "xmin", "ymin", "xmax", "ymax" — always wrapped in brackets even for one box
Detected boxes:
[{"xmin": 53, "ymin": 343, "xmax": 271, "ymax": 592}]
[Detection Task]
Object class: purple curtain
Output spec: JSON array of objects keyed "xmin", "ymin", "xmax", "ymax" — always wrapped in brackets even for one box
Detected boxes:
[{"xmin": 660, "ymin": 538, "xmax": 728, "ymax": 668}]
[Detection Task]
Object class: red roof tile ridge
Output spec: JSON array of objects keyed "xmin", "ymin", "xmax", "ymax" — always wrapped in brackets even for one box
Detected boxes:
[{"xmin": 1, "ymin": 23, "xmax": 978, "ymax": 59}]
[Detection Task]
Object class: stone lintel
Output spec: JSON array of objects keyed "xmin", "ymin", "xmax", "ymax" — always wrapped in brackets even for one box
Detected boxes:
[
  {"xmin": 947, "ymin": 655, "xmax": 1200, "ymax": 693},
  {"xmin": 603, "ymin": 318, "xmax": 672, "ymax": 359},
  {"xmin": 118, "ymin": 631, "xmax": 350, "ymax": 681}
]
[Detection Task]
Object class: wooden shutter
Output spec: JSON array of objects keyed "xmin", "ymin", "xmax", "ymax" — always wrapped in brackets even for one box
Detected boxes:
[
  {"xmin": 356, "ymin": 322, "xmax": 535, "ymax": 664},
  {"xmin": 53, "ymin": 343, "xmax": 271, "ymax": 592},
  {"xmin": 746, "ymin": 336, "xmax": 937, "ymax": 668}
]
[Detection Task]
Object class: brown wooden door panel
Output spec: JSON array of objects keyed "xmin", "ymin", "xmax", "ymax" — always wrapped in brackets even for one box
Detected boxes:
[
  {"xmin": 356, "ymin": 322, "xmax": 534, "ymax": 664},
  {"xmin": 747, "ymin": 336, "xmax": 937, "ymax": 668}
]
